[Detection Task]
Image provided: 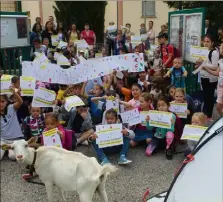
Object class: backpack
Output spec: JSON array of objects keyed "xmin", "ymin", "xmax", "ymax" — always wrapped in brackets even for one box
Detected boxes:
[
  {"xmin": 208, "ymin": 47, "xmax": 220, "ymax": 63},
  {"xmin": 63, "ymin": 129, "xmax": 77, "ymax": 151},
  {"xmin": 166, "ymin": 43, "xmax": 181, "ymax": 59}
]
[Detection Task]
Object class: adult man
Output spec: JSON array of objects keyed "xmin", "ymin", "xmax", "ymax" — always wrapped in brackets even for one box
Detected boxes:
[
  {"xmin": 157, "ymin": 33, "xmax": 175, "ymax": 70},
  {"xmin": 106, "ymin": 21, "xmax": 117, "ymax": 56},
  {"xmin": 48, "ymin": 16, "xmax": 56, "ymax": 30}
]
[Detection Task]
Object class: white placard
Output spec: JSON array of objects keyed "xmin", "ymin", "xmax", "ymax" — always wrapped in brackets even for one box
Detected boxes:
[
  {"xmin": 57, "ymin": 55, "xmax": 70, "ymax": 66},
  {"xmin": 106, "ymin": 99, "xmax": 119, "ymax": 113},
  {"xmin": 20, "ymin": 76, "xmax": 36, "ymax": 96},
  {"xmin": 75, "ymin": 39, "xmax": 89, "ymax": 49},
  {"xmin": 57, "ymin": 41, "xmax": 68, "ymax": 49},
  {"xmin": 107, "ymin": 25, "xmax": 117, "ymax": 33},
  {"xmin": 51, "ymin": 35, "xmax": 59, "ymax": 46},
  {"xmin": 190, "ymin": 46, "xmax": 209, "ymax": 60},
  {"xmin": 0, "ymin": 74, "xmax": 12, "ymax": 95},
  {"xmin": 32, "ymin": 87, "xmax": 56, "ymax": 108},
  {"xmin": 169, "ymin": 103, "xmax": 188, "ymax": 119},
  {"xmin": 148, "ymin": 110, "xmax": 173, "ymax": 129},
  {"xmin": 116, "ymin": 71, "xmax": 124, "ymax": 79},
  {"xmin": 140, "ymin": 111, "xmax": 149, "ymax": 126},
  {"xmin": 131, "ymin": 36, "xmax": 142, "ymax": 44},
  {"xmin": 42, "ymin": 128, "xmax": 62, "ymax": 147},
  {"xmin": 120, "ymin": 108, "xmax": 141, "ymax": 126},
  {"xmin": 181, "ymin": 125, "xmax": 208, "ymax": 141},
  {"xmin": 64, "ymin": 96, "xmax": 85, "ymax": 112},
  {"xmin": 96, "ymin": 124, "xmax": 123, "ymax": 148}
]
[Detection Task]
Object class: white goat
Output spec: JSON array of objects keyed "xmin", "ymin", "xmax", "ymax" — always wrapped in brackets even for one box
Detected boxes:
[{"xmin": 1, "ymin": 137, "xmax": 117, "ymax": 202}]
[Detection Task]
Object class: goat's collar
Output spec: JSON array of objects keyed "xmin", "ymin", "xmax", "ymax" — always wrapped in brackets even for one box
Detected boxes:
[{"xmin": 30, "ymin": 151, "xmax": 37, "ymax": 174}]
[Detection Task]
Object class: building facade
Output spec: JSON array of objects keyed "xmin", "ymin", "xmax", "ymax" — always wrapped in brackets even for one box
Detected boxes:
[{"xmin": 1, "ymin": 1, "xmax": 173, "ymax": 37}]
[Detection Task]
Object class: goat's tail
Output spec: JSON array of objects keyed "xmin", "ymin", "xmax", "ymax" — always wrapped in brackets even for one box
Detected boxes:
[{"xmin": 100, "ymin": 164, "xmax": 117, "ymax": 176}]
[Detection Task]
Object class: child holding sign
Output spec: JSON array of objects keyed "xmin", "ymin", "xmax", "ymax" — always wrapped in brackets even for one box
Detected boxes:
[
  {"xmin": 184, "ymin": 112, "xmax": 207, "ymax": 157},
  {"xmin": 145, "ymin": 96, "xmax": 176, "ymax": 160},
  {"xmin": 130, "ymin": 93, "xmax": 154, "ymax": 148},
  {"xmin": 88, "ymin": 109, "xmax": 135, "ymax": 166}
]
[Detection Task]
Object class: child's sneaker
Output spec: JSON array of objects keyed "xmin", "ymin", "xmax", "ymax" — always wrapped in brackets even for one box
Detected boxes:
[
  {"xmin": 118, "ymin": 155, "xmax": 132, "ymax": 165},
  {"xmin": 166, "ymin": 147, "xmax": 173, "ymax": 160},
  {"xmin": 100, "ymin": 158, "xmax": 110, "ymax": 166}
]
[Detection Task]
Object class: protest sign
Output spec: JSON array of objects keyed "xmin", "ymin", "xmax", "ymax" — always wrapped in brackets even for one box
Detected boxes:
[
  {"xmin": 96, "ymin": 124, "xmax": 123, "ymax": 148},
  {"xmin": 0, "ymin": 75, "xmax": 12, "ymax": 95},
  {"xmin": 190, "ymin": 46, "xmax": 209, "ymax": 60},
  {"xmin": 64, "ymin": 96, "xmax": 85, "ymax": 112},
  {"xmin": 42, "ymin": 128, "xmax": 62, "ymax": 147},
  {"xmin": 51, "ymin": 35, "xmax": 59, "ymax": 46},
  {"xmin": 120, "ymin": 108, "xmax": 141, "ymax": 126},
  {"xmin": 32, "ymin": 87, "xmax": 56, "ymax": 107},
  {"xmin": 75, "ymin": 40, "xmax": 89, "ymax": 49},
  {"xmin": 181, "ymin": 125, "xmax": 208, "ymax": 141},
  {"xmin": 169, "ymin": 103, "xmax": 188, "ymax": 118},
  {"xmin": 106, "ymin": 98, "xmax": 119, "ymax": 113},
  {"xmin": 20, "ymin": 76, "xmax": 36, "ymax": 96},
  {"xmin": 148, "ymin": 110, "xmax": 172, "ymax": 129},
  {"xmin": 140, "ymin": 111, "xmax": 149, "ymax": 126}
]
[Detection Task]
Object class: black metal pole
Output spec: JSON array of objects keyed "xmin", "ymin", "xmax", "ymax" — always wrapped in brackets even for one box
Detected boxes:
[{"xmin": 178, "ymin": 1, "xmax": 183, "ymax": 10}]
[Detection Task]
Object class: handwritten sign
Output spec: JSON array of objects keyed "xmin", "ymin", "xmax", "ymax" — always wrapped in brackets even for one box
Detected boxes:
[
  {"xmin": 0, "ymin": 74, "xmax": 12, "ymax": 95},
  {"xmin": 181, "ymin": 125, "xmax": 208, "ymax": 141},
  {"xmin": 148, "ymin": 110, "xmax": 172, "ymax": 129},
  {"xmin": 20, "ymin": 76, "xmax": 36, "ymax": 96},
  {"xmin": 42, "ymin": 128, "xmax": 62, "ymax": 147},
  {"xmin": 32, "ymin": 87, "xmax": 56, "ymax": 108},
  {"xmin": 64, "ymin": 96, "xmax": 85, "ymax": 112},
  {"xmin": 120, "ymin": 108, "xmax": 141, "ymax": 126},
  {"xmin": 190, "ymin": 46, "xmax": 209, "ymax": 60},
  {"xmin": 96, "ymin": 124, "xmax": 123, "ymax": 148},
  {"xmin": 169, "ymin": 103, "xmax": 188, "ymax": 119},
  {"xmin": 106, "ymin": 99, "xmax": 119, "ymax": 113}
]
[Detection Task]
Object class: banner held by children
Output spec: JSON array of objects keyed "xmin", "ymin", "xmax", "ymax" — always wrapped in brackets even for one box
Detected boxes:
[{"xmin": 96, "ymin": 124, "xmax": 123, "ymax": 148}]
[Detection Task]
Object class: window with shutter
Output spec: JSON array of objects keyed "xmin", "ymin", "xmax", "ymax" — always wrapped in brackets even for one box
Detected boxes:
[{"xmin": 142, "ymin": 1, "xmax": 156, "ymax": 17}]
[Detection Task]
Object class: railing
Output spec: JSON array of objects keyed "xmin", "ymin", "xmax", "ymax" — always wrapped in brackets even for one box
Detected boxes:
[
  {"xmin": 184, "ymin": 61, "xmax": 200, "ymax": 95},
  {"xmin": 0, "ymin": 46, "xmax": 31, "ymax": 76}
]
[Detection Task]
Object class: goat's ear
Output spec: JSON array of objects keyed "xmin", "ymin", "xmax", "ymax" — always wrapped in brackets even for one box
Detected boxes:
[
  {"xmin": 0, "ymin": 144, "xmax": 11, "ymax": 151},
  {"xmin": 27, "ymin": 137, "xmax": 38, "ymax": 146}
]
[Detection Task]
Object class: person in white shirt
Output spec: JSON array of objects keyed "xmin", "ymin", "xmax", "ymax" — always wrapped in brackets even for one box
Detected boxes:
[{"xmin": 197, "ymin": 34, "xmax": 220, "ymax": 120}]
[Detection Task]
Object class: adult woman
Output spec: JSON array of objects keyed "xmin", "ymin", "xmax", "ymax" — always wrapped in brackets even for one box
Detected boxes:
[
  {"xmin": 68, "ymin": 24, "xmax": 80, "ymax": 44},
  {"xmin": 30, "ymin": 23, "xmax": 42, "ymax": 45},
  {"xmin": 80, "ymin": 23, "xmax": 96, "ymax": 46},
  {"xmin": 159, "ymin": 24, "xmax": 168, "ymax": 35},
  {"xmin": 41, "ymin": 21, "xmax": 57, "ymax": 48},
  {"xmin": 56, "ymin": 21, "xmax": 67, "ymax": 42},
  {"xmin": 198, "ymin": 34, "xmax": 220, "ymax": 120},
  {"xmin": 147, "ymin": 21, "xmax": 155, "ymax": 45}
]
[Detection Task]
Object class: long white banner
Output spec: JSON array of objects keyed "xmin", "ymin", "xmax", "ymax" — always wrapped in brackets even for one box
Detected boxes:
[{"xmin": 22, "ymin": 53, "xmax": 144, "ymax": 85}]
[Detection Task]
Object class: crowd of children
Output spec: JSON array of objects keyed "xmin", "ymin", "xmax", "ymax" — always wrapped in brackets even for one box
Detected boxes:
[{"xmin": 1, "ymin": 33, "xmax": 223, "ymax": 184}]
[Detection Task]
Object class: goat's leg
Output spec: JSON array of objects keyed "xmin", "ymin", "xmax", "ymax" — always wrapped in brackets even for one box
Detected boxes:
[
  {"xmin": 97, "ymin": 181, "xmax": 108, "ymax": 202},
  {"xmin": 78, "ymin": 187, "xmax": 96, "ymax": 202},
  {"xmin": 45, "ymin": 182, "xmax": 54, "ymax": 202},
  {"xmin": 59, "ymin": 188, "xmax": 66, "ymax": 202}
]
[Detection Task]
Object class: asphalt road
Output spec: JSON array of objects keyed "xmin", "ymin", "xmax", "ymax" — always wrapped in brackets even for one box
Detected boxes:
[
  {"xmin": 1, "ymin": 145, "xmax": 185, "ymax": 202},
  {"xmin": 1, "ymin": 107, "xmax": 220, "ymax": 202}
]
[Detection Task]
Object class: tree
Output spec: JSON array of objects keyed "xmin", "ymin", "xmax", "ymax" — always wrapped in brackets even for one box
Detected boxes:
[
  {"xmin": 164, "ymin": 1, "xmax": 223, "ymax": 27},
  {"xmin": 53, "ymin": 1, "xmax": 107, "ymax": 43}
]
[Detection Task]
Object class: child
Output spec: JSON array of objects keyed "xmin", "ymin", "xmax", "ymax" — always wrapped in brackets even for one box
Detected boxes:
[
  {"xmin": 171, "ymin": 88, "xmax": 193, "ymax": 126},
  {"xmin": 43, "ymin": 113, "xmax": 65, "ymax": 148},
  {"xmin": 164, "ymin": 57, "xmax": 188, "ymax": 89},
  {"xmin": 184, "ymin": 112, "xmax": 207, "ymax": 156},
  {"xmin": 153, "ymin": 49, "xmax": 162, "ymax": 71},
  {"xmin": 0, "ymin": 86, "xmax": 24, "ymax": 161},
  {"xmin": 202, "ymin": 43, "xmax": 223, "ymax": 116},
  {"xmin": 120, "ymin": 83, "xmax": 142, "ymax": 110},
  {"xmin": 22, "ymin": 106, "xmax": 45, "ymax": 143},
  {"xmin": 81, "ymin": 82, "xmax": 105, "ymax": 125},
  {"xmin": 32, "ymin": 38, "xmax": 47, "ymax": 56},
  {"xmin": 145, "ymin": 96, "xmax": 176, "ymax": 160},
  {"xmin": 89, "ymin": 109, "xmax": 135, "ymax": 165},
  {"xmin": 130, "ymin": 93, "xmax": 154, "ymax": 147},
  {"xmin": 138, "ymin": 70, "xmax": 150, "ymax": 91},
  {"xmin": 67, "ymin": 104, "xmax": 94, "ymax": 145}
]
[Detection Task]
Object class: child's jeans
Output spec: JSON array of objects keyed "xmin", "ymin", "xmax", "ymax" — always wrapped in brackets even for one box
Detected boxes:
[{"xmin": 91, "ymin": 136, "xmax": 130, "ymax": 161}]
